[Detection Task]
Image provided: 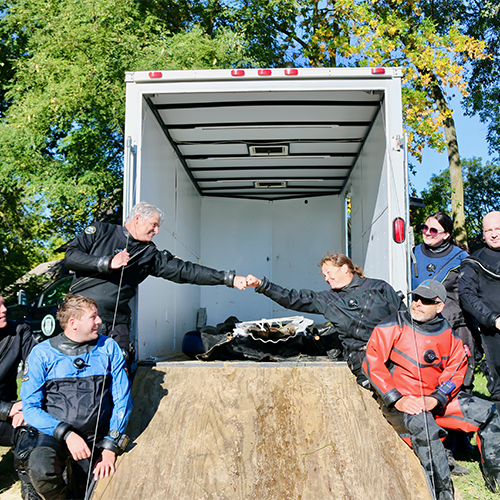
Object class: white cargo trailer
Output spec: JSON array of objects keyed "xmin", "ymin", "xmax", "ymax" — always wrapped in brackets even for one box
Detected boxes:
[{"xmin": 123, "ymin": 67, "xmax": 409, "ymax": 361}]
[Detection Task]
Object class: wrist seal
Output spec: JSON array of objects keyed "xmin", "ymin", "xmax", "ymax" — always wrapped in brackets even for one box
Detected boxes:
[
  {"xmin": 225, "ymin": 270, "xmax": 236, "ymax": 288},
  {"xmin": 0, "ymin": 401, "xmax": 13, "ymax": 422},
  {"xmin": 53, "ymin": 422, "xmax": 74, "ymax": 443},
  {"xmin": 97, "ymin": 256, "xmax": 112, "ymax": 274},
  {"xmin": 99, "ymin": 434, "xmax": 130, "ymax": 455}
]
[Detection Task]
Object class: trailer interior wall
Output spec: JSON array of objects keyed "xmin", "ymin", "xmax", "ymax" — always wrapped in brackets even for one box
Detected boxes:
[
  {"xmin": 199, "ymin": 195, "xmax": 344, "ymax": 326},
  {"xmin": 349, "ymin": 105, "xmax": 407, "ymax": 295},
  {"xmin": 129, "ymin": 108, "xmax": 205, "ymax": 359}
]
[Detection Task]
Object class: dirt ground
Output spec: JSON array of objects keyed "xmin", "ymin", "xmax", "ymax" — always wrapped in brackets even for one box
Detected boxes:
[{"xmin": 0, "ymin": 447, "xmax": 21, "ymax": 500}]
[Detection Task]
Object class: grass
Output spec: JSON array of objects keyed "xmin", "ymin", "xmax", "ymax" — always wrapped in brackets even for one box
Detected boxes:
[{"xmin": 453, "ymin": 367, "xmax": 498, "ymax": 500}]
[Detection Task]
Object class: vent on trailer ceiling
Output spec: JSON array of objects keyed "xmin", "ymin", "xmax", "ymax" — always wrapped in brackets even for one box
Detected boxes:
[
  {"xmin": 249, "ymin": 145, "xmax": 289, "ymax": 156},
  {"xmin": 254, "ymin": 181, "xmax": 288, "ymax": 189}
]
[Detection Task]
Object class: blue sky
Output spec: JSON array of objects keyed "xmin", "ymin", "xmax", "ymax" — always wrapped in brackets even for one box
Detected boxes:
[{"xmin": 409, "ymin": 98, "xmax": 493, "ymax": 195}]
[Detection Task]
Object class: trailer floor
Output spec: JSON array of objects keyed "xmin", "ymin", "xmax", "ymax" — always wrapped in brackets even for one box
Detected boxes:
[{"xmin": 93, "ymin": 360, "xmax": 431, "ymax": 500}]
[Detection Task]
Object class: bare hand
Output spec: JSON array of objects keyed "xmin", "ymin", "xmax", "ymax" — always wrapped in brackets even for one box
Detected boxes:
[
  {"xmin": 233, "ymin": 276, "xmax": 247, "ymax": 290},
  {"xmin": 110, "ymin": 250, "xmax": 130, "ymax": 270},
  {"xmin": 423, "ymin": 396, "xmax": 438, "ymax": 411},
  {"xmin": 246, "ymin": 275, "xmax": 262, "ymax": 288},
  {"xmin": 394, "ymin": 395, "xmax": 438, "ymax": 414},
  {"xmin": 66, "ymin": 432, "xmax": 91, "ymax": 461},
  {"xmin": 93, "ymin": 449, "xmax": 116, "ymax": 480},
  {"xmin": 8, "ymin": 401, "xmax": 24, "ymax": 428},
  {"xmin": 394, "ymin": 396, "xmax": 424, "ymax": 415},
  {"xmin": 496, "ymin": 317, "xmax": 500, "ymax": 331}
]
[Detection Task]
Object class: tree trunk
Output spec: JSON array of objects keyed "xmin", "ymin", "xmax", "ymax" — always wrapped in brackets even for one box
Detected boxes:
[{"xmin": 428, "ymin": 74, "xmax": 468, "ymax": 248}]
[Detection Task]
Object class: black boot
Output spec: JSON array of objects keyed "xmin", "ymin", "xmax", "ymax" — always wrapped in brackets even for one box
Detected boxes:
[
  {"xmin": 480, "ymin": 461, "xmax": 500, "ymax": 493},
  {"xmin": 18, "ymin": 471, "xmax": 42, "ymax": 500},
  {"xmin": 436, "ymin": 486, "xmax": 454, "ymax": 500},
  {"xmin": 445, "ymin": 449, "xmax": 470, "ymax": 476}
]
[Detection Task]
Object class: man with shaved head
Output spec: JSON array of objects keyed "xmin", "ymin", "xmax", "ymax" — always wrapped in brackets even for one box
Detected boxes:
[{"xmin": 459, "ymin": 211, "xmax": 500, "ymax": 400}]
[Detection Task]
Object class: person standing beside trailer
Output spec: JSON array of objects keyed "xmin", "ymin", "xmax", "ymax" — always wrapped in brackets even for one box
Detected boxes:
[
  {"xmin": 64, "ymin": 202, "xmax": 247, "ymax": 364},
  {"xmin": 411, "ymin": 212, "xmax": 476, "ymax": 391},
  {"xmin": 459, "ymin": 210, "xmax": 500, "ymax": 402},
  {"xmin": 246, "ymin": 253, "xmax": 404, "ymax": 387}
]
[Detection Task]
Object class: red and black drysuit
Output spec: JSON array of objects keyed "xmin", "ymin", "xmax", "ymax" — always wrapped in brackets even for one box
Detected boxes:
[{"xmin": 363, "ymin": 311, "xmax": 500, "ymax": 497}]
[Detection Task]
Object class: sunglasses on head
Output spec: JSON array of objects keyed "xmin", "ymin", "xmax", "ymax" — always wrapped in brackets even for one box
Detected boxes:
[
  {"xmin": 420, "ymin": 224, "xmax": 443, "ymax": 236},
  {"xmin": 412, "ymin": 294, "xmax": 441, "ymax": 306}
]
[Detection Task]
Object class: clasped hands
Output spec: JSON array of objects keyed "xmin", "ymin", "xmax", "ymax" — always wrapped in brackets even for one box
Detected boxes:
[{"xmin": 394, "ymin": 395, "xmax": 438, "ymax": 415}]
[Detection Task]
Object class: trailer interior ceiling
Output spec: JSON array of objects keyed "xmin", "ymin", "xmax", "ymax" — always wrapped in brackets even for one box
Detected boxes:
[{"xmin": 144, "ymin": 89, "xmax": 384, "ymax": 201}]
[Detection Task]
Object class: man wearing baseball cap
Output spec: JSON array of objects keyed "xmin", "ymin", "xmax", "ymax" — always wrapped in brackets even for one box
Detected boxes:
[{"xmin": 363, "ymin": 280, "xmax": 500, "ymax": 499}]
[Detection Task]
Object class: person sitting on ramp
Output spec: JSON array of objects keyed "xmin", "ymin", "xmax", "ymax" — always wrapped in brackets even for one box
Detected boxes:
[
  {"xmin": 246, "ymin": 252, "xmax": 404, "ymax": 387},
  {"xmin": 362, "ymin": 280, "xmax": 500, "ymax": 500}
]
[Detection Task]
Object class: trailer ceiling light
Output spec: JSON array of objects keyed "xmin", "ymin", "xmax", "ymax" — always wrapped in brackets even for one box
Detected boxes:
[
  {"xmin": 231, "ymin": 69, "xmax": 245, "ymax": 77},
  {"xmin": 255, "ymin": 181, "xmax": 287, "ymax": 189},
  {"xmin": 285, "ymin": 68, "xmax": 299, "ymax": 76},
  {"xmin": 149, "ymin": 72, "xmax": 163, "ymax": 79},
  {"xmin": 371, "ymin": 68, "xmax": 386, "ymax": 75},
  {"xmin": 258, "ymin": 69, "xmax": 272, "ymax": 76},
  {"xmin": 393, "ymin": 217, "xmax": 405, "ymax": 243}
]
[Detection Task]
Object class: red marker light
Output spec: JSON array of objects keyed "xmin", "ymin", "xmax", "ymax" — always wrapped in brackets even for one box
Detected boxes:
[
  {"xmin": 231, "ymin": 69, "xmax": 245, "ymax": 77},
  {"xmin": 393, "ymin": 217, "xmax": 405, "ymax": 243},
  {"xmin": 285, "ymin": 68, "xmax": 299, "ymax": 76},
  {"xmin": 371, "ymin": 68, "xmax": 386, "ymax": 75},
  {"xmin": 149, "ymin": 72, "xmax": 163, "ymax": 79},
  {"xmin": 258, "ymin": 69, "xmax": 272, "ymax": 76}
]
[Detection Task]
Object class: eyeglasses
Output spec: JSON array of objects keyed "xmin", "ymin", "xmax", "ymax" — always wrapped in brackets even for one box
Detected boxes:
[
  {"xmin": 412, "ymin": 294, "xmax": 442, "ymax": 306},
  {"xmin": 421, "ymin": 224, "xmax": 444, "ymax": 236}
]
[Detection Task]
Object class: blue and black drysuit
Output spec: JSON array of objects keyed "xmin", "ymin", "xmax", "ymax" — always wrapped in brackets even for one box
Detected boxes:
[{"xmin": 20, "ymin": 333, "xmax": 132, "ymax": 500}]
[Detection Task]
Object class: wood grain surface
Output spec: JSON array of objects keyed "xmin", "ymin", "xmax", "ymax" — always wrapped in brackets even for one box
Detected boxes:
[{"xmin": 93, "ymin": 361, "xmax": 431, "ymax": 500}]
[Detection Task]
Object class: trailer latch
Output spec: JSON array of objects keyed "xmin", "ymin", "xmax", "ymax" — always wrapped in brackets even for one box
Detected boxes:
[{"xmin": 391, "ymin": 135, "xmax": 404, "ymax": 151}]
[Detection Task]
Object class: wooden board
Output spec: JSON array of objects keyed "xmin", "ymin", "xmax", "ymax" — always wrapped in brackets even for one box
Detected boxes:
[{"xmin": 93, "ymin": 361, "xmax": 431, "ymax": 500}]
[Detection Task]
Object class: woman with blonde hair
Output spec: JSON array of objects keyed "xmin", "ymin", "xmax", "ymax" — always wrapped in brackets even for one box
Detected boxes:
[{"xmin": 246, "ymin": 252, "xmax": 403, "ymax": 387}]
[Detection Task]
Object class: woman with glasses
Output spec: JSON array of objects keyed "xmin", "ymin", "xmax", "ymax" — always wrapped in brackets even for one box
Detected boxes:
[{"xmin": 412, "ymin": 212, "xmax": 475, "ymax": 389}]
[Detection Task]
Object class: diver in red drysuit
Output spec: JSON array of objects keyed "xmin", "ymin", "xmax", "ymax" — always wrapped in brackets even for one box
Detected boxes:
[{"xmin": 363, "ymin": 280, "xmax": 500, "ymax": 500}]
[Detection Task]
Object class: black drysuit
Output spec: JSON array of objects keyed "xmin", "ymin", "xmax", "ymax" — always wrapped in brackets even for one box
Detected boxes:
[
  {"xmin": 65, "ymin": 222, "xmax": 236, "ymax": 350},
  {"xmin": 0, "ymin": 321, "xmax": 34, "ymax": 446},
  {"xmin": 459, "ymin": 247, "xmax": 500, "ymax": 398},
  {"xmin": 254, "ymin": 274, "xmax": 403, "ymax": 385}
]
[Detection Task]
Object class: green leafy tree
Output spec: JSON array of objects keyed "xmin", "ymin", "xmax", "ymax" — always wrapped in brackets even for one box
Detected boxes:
[
  {"xmin": 235, "ymin": 1, "xmax": 487, "ymax": 246},
  {"xmin": 0, "ymin": 0, "xmax": 264, "ymax": 288},
  {"xmin": 413, "ymin": 157, "xmax": 500, "ymax": 249},
  {"xmin": 463, "ymin": 1, "xmax": 500, "ymax": 156},
  {"xmin": 315, "ymin": 0, "xmax": 485, "ymax": 246}
]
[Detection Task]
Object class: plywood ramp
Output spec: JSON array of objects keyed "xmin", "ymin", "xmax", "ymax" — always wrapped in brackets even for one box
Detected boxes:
[{"xmin": 93, "ymin": 361, "xmax": 431, "ymax": 500}]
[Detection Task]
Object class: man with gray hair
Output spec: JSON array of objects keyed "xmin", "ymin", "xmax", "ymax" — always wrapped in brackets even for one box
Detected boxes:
[{"xmin": 65, "ymin": 202, "xmax": 246, "ymax": 363}]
